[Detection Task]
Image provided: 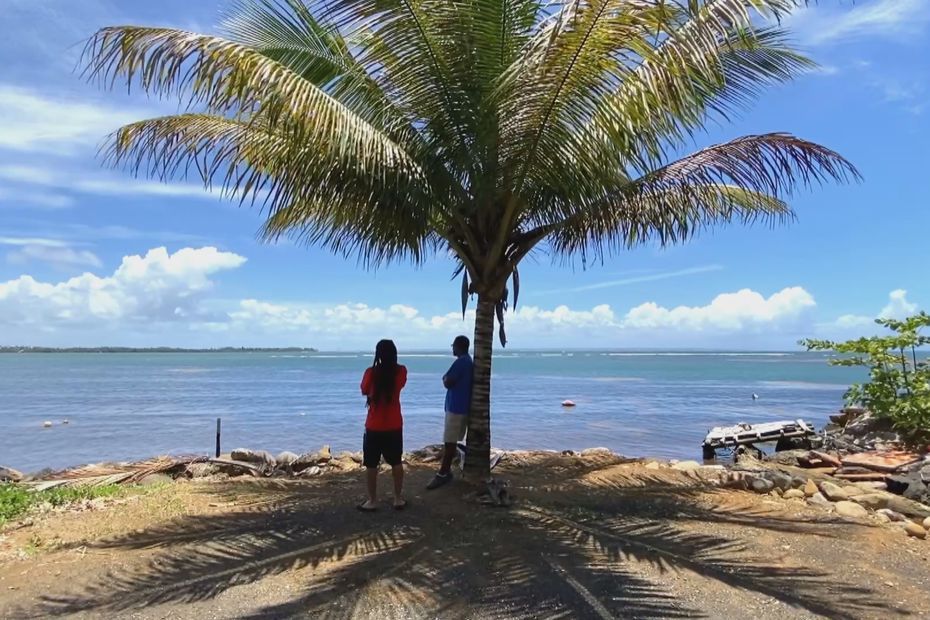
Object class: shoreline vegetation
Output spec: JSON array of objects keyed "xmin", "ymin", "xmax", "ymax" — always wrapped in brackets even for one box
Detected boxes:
[{"xmin": 0, "ymin": 346, "xmax": 318, "ymax": 354}]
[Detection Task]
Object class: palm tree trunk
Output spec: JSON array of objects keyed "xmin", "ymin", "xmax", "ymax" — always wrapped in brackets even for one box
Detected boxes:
[{"xmin": 465, "ymin": 296, "xmax": 494, "ymax": 481}]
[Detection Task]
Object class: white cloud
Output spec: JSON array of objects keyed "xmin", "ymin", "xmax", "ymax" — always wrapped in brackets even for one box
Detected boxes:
[
  {"xmin": 0, "ymin": 85, "xmax": 147, "ymax": 154},
  {"xmin": 790, "ymin": 0, "xmax": 928, "ymax": 45},
  {"xmin": 0, "ymin": 249, "xmax": 818, "ymax": 348},
  {"xmin": 7, "ymin": 245, "xmax": 102, "ymax": 270},
  {"xmin": 824, "ymin": 289, "xmax": 920, "ymax": 333},
  {"xmin": 879, "ymin": 289, "xmax": 917, "ymax": 319},
  {"xmin": 0, "ymin": 164, "xmax": 217, "ymax": 202},
  {"xmin": 0, "ymin": 187, "xmax": 74, "ymax": 209},
  {"xmin": 0, "ymin": 236, "xmax": 69, "ymax": 248},
  {"xmin": 0, "ymin": 247, "xmax": 245, "ymax": 326},
  {"xmin": 621, "ymin": 287, "xmax": 815, "ymax": 331},
  {"xmin": 540, "ymin": 265, "xmax": 723, "ymax": 294}
]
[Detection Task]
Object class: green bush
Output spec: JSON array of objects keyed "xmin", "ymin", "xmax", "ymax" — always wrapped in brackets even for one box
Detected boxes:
[
  {"xmin": 801, "ymin": 312, "xmax": 930, "ymax": 441},
  {"xmin": 0, "ymin": 483, "xmax": 126, "ymax": 526}
]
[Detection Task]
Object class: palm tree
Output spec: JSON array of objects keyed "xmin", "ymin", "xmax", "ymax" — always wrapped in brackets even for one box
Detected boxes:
[{"xmin": 83, "ymin": 0, "xmax": 858, "ymax": 479}]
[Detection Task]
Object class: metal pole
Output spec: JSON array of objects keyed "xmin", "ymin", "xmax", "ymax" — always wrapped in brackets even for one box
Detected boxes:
[{"xmin": 215, "ymin": 417, "xmax": 221, "ymax": 458}]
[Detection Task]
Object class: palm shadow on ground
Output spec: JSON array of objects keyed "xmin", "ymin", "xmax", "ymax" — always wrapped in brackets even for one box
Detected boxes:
[{"xmin": 20, "ymin": 456, "xmax": 898, "ymax": 619}]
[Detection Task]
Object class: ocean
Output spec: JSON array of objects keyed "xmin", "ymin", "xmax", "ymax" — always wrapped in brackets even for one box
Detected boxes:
[{"xmin": 0, "ymin": 351, "xmax": 864, "ymax": 473}]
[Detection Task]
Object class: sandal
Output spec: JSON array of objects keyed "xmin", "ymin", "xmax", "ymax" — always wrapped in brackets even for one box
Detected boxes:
[
  {"xmin": 393, "ymin": 499, "xmax": 408, "ymax": 511},
  {"xmin": 356, "ymin": 501, "xmax": 378, "ymax": 512}
]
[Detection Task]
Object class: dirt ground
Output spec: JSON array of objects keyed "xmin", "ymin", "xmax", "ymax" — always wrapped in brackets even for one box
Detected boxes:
[{"xmin": 1, "ymin": 452, "xmax": 928, "ymax": 619}]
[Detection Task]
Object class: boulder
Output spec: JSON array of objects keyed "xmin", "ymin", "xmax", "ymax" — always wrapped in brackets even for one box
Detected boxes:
[
  {"xmin": 276, "ymin": 451, "xmax": 299, "ymax": 467},
  {"xmin": 186, "ymin": 462, "xmax": 219, "ymax": 478},
  {"xmin": 672, "ymin": 460, "xmax": 701, "ymax": 471},
  {"xmin": 784, "ymin": 489, "xmax": 806, "ymax": 500},
  {"xmin": 581, "ymin": 447, "xmax": 614, "ymax": 458},
  {"xmin": 766, "ymin": 449, "xmax": 810, "ymax": 467},
  {"xmin": 841, "ymin": 485, "xmax": 865, "ymax": 497},
  {"xmin": 317, "ymin": 445, "xmax": 332, "ymax": 462},
  {"xmin": 852, "ymin": 493, "xmax": 889, "ymax": 510},
  {"xmin": 884, "ymin": 496, "xmax": 930, "ymax": 520},
  {"xmin": 644, "ymin": 461, "xmax": 662, "ymax": 470},
  {"xmin": 924, "ymin": 516, "xmax": 930, "ymax": 530},
  {"xmin": 231, "ymin": 448, "xmax": 257, "ymax": 462},
  {"xmin": 297, "ymin": 466, "xmax": 321, "ymax": 477},
  {"xmin": 139, "ymin": 473, "xmax": 173, "ymax": 486},
  {"xmin": 876, "ymin": 508, "xmax": 907, "ymax": 522},
  {"xmin": 835, "ymin": 501, "xmax": 869, "ymax": 519},
  {"xmin": 803, "ymin": 479, "xmax": 819, "ymax": 497},
  {"xmin": 819, "ymin": 481, "xmax": 849, "ymax": 502},
  {"xmin": 807, "ymin": 492, "xmax": 832, "ymax": 508},
  {"xmin": 0, "ymin": 466, "xmax": 23, "ymax": 482},
  {"xmin": 768, "ymin": 472, "xmax": 794, "ymax": 492},
  {"xmin": 226, "ymin": 451, "xmax": 274, "ymax": 468},
  {"xmin": 750, "ymin": 477, "xmax": 775, "ymax": 494},
  {"xmin": 874, "ymin": 512, "xmax": 891, "ymax": 524},
  {"xmin": 903, "ymin": 522, "xmax": 927, "ymax": 539}
]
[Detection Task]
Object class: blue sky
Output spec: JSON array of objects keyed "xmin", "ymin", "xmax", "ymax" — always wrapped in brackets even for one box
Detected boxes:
[{"xmin": 0, "ymin": 0, "xmax": 927, "ymax": 350}]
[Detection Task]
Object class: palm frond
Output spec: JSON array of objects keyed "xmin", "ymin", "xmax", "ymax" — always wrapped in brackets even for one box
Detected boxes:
[
  {"xmin": 521, "ymin": 133, "xmax": 859, "ymax": 259},
  {"xmin": 82, "ymin": 26, "xmax": 418, "ymax": 178}
]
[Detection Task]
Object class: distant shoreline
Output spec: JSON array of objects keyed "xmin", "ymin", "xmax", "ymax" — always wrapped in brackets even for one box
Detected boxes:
[{"xmin": 0, "ymin": 347, "xmax": 318, "ymax": 354}]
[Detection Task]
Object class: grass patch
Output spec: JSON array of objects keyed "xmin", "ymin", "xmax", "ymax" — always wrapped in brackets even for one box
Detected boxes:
[{"xmin": 0, "ymin": 483, "xmax": 127, "ymax": 527}]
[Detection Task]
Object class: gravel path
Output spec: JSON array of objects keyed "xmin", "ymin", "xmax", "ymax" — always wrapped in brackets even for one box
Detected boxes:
[{"xmin": 1, "ymin": 453, "xmax": 928, "ymax": 619}]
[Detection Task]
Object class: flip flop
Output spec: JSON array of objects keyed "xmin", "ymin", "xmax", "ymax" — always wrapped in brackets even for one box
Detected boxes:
[
  {"xmin": 393, "ymin": 499, "xmax": 408, "ymax": 511},
  {"xmin": 356, "ymin": 502, "xmax": 378, "ymax": 512}
]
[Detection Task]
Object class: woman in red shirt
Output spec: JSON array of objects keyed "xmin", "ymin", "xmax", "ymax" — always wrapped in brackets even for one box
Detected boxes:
[{"xmin": 358, "ymin": 339, "xmax": 407, "ymax": 511}]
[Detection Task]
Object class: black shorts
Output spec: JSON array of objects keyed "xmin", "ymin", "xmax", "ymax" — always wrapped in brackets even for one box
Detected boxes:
[{"xmin": 363, "ymin": 429, "xmax": 403, "ymax": 468}]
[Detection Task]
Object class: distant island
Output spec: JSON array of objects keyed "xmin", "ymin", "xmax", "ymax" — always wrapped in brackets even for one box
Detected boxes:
[{"xmin": 0, "ymin": 347, "xmax": 318, "ymax": 354}]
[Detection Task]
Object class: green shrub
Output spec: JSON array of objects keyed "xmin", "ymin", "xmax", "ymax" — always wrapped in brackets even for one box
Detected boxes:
[
  {"xmin": 801, "ymin": 312, "xmax": 930, "ymax": 441},
  {"xmin": 0, "ymin": 483, "xmax": 127, "ymax": 526}
]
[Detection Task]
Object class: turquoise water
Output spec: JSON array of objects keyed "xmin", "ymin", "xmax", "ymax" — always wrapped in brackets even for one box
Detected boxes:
[{"xmin": 0, "ymin": 351, "xmax": 864, "ymax": 472}]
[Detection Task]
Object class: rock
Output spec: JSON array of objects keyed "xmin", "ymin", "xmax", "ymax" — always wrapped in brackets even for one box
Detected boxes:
[
  {"xmin": 854, "ymin": 481, "xmax": 887, "ymax": 492},
  {"xmin": 841, "ymin": 485, "xmax": 865, "ymax": 497},
  {"xmin": 734, "ymin": 445, "xmax": 764, "ymax": 464},
  {"xmin": 644, "ymin": 461, "xmax": 661, "ymax": 470},
  {"xmin": 276, "ymin": 451, "xmax": 299, "ymax": 467},
  {"xmin": 766, "ymin": 449, "xmax": 810, "ymax": 466},
  {"xmin": 874, "ymin": 512, "xmax": 891, "ymax": 524},
  {"xmin": 722, "ymin": 471, "xmax": 749, "ymax": 490},
  {"xmin": 903, "ymin": 522, "xmax": 927, "ymax": 539},
  {"xmin": 230, "ymin": 449, "xmax": 276, "ymax": 468},
  {"xmin": 835, "ymin": 501, "xmax": 869, "ymax": 519},
  {"xmin": 808, "ymin": 492, "xmax": 832, "ymax": 508},
  {"xmin": 819, "ymin": 481, "xmax": 849, "ymax": 502},
  {"xmin": 672, "ymin": 460, "xmax": 701, "ymax": 471},
  {"xmin": 318, "ymin": 445, "xmax": 332, "ymax": 461},
  {"xmin": 186, "ymin": 463, "xmax": 219, "ymax": 478},
  {"xmin": 139, "ymin": 473, "xmax": 173, "ymax": 486},
  {"xmin": 231, "ymin": 448, "xmax": 256, "ymax": 461},
  {"xmin": 924, "ymin": 516, "xmax": 930, "ymax": 530},
  {"xmin": 580, "ymin": 447, "xmax": 613, "ymax": 458},
  {"xmin": 803, "ymin": 479, "xmax": 819, "ymax": 497},
  {"xmin": 750, "ymin": 477, "xmax": 775, "ymax": 494},
  {"xmin": 349, "ymin": 452, "xmax": 364, "ymax": 465},
  {"xmin": 784, "ymin": 489, "xmax": 806, "ymax": 499},
  {"xmin": 297, "ymin": 466, "xmax": 321, "ymax": 477},
  {"xmin": 768, "ymin": 472, "xmax": 794, "ymax": 492},
  {"xmin": 876, "ymin": 508, "xmax": 907, "ymax": 522},
  {"xmin": 851, "ymin": 493, "xmax": 889, "ymax": 510},
  {"xmin": 884, "ymin": 496, "xmax": 930, "ymax": 520},
  {"xmin": 0, "ymin": 466, "xmax": 24, "ymax": 482},
  {"xmin": 42, "ymin": 421, "xmax": 53, "ymax": 428}
]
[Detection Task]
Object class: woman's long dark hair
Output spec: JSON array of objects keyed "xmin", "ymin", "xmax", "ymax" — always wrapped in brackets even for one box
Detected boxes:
[{"xmin": 371, "ymin": 339, "xmax": 398, "ymax": 405}]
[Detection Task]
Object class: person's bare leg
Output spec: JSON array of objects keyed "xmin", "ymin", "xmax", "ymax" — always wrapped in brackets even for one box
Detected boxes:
[
  {"xmin": 361, "ymin": 467, "xmax": 378, "ymax": 509},
  {"xmin": 438, "ymin": 442, "xmax": 457, "ymax": 475},
  {"xmin": 391, "ymin": 464, "xmax": 405, "ymax": 507}
]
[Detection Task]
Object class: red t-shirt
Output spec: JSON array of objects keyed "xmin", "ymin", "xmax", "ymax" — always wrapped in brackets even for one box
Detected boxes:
[{"xmin": 361, "ymin": 365, "xmax": 407, "ymax": 431}]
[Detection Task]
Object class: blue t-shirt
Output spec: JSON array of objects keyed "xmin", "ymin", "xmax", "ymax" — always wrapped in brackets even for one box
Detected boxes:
[{"xmin": 444, "ymin": 354, "xmax": 473, "ymax": 415}]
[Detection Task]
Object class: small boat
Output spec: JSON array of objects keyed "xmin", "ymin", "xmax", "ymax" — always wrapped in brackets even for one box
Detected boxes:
[
  {"xmin": 702, "ymin": 419, "xmax": 815, "ymax": 459},
  {"xmin": 561, "ymin": 400, "xmax": 576, "ymax": 408}
]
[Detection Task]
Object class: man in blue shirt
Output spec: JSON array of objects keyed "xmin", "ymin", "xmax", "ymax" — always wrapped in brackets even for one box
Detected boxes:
[{"xmin": 426, "ymin": 335, "xmax": 473, "ymax": 490}]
